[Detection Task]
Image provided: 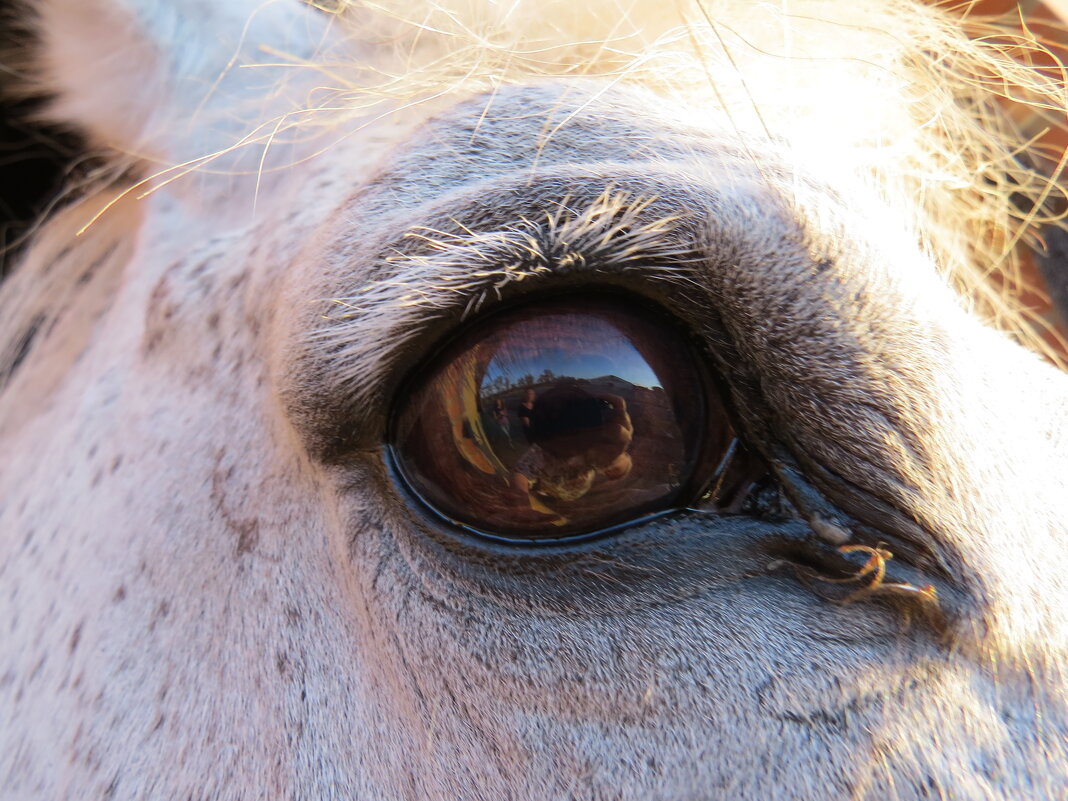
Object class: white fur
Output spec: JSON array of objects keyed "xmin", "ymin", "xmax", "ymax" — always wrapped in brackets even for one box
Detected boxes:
[{"xmin": 2, "ymin": 1, "xmax": 1067, "ymax": 799}]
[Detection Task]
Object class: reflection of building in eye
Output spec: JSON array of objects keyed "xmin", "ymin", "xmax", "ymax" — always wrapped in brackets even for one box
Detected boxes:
[
  {"xmin": 517, "ymin": 387, "xmax": 537, "ymax": 442},
  {"xmin": 490, "ymin": 398, "xmax": 512, "ymax": 443}
]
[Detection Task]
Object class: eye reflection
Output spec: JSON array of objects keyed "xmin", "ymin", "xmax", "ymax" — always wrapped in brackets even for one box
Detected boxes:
[{"xmin": 391, "ymin": 297, "xmax": 734, "ymax": 541}]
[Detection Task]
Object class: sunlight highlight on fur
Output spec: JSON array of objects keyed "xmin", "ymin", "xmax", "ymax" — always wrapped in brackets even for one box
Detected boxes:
[
  {"xmin": 315, "ymin": 189, "xmax": 693, "ymax": 410},
  {"xmin": 3, "ymin": 0, "xmax": 1068, "ymax": 375},
  {"xmin": 285, "ymin": 0, "xmax": 1068, "ymax": 364}
]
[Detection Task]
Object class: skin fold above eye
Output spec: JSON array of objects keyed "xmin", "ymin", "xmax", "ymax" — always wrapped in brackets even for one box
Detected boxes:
[{"xmin": 389, "ymin": 295, "xmax": 738, "ymax": 541}]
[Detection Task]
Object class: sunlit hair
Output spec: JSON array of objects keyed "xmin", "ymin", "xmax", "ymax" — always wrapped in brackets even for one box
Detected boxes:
[
  {"xmin": 1, "ymin": 0, "xmax": 1067, "ymax": 377},
  {"xmin": 294, "ymin": 0, "xmax": 1068, "ymax": 363}
]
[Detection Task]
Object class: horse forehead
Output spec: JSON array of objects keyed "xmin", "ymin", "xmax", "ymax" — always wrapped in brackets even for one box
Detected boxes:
[
  {"xmin": 127, "ymin": 165, "xmax": 340, "ymax": 362},
  {"xmin": 140, "ymin": 237, "xmax": 260, "ymax": 356},
  {"xmin": 118, "ymin": 91, "xmax": 710, "ymax": 372}
]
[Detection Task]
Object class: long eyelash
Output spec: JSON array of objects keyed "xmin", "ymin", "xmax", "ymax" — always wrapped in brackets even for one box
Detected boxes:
[
  {"xmin": 291, "ymin": 0, "xmax": 1068, "ymax": 366},
  {"xmin": 311, "ymin": 189, "xmax": 697, "ymax": 411}
]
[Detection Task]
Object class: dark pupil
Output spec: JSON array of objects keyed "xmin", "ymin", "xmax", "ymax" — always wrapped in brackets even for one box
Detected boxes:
[{"xmin": 391, "ymin": 297, "xmax": 730, "ymax": 541}]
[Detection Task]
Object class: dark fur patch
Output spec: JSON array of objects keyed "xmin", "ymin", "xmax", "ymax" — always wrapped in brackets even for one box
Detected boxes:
[{"xmin": 0, "ymin": 312, "xmax": 45, "ymax": 389}]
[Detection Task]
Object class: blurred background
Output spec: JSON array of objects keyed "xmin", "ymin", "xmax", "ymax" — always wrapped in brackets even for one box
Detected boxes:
[{"xmin": 0, "ymin": 0, "xmax": 88, "ymax": 280}]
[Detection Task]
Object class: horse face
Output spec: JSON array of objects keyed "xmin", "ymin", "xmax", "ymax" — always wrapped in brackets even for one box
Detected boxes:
[{"xmin": 2, "ymin": 1, "xmax": 1067, "ymax": 798}]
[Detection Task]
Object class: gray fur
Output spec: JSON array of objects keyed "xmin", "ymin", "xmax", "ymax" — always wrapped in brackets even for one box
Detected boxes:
[{"xmin": 1, "ymin": 2, "xmax": 1067, "ymax": 799}]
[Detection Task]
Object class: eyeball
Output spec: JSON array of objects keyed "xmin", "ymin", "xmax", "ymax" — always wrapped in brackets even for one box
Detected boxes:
[{"xmin": 390, "ymin": 296, "xmax": 736, "ymax": 542}]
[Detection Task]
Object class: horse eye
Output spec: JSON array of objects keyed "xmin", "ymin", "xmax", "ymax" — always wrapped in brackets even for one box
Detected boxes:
[{"xmin": 390, "ymin": 296, "xmax": 741, "ymax": 542}]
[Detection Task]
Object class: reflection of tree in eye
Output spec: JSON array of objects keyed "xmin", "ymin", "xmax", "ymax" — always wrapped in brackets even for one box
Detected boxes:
[
  {"xmin": 481, "ymin": 373, "xmax": 511, "ymax": 395},
  {"xmin": 481, "ymin": 371, "xmax": 545, "ymax": 396}
]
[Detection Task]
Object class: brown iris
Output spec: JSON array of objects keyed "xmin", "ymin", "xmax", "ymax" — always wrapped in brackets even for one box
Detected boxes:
[{"xmin": 391, "ymin": 297, "xmax": 735, "ymax": 541}]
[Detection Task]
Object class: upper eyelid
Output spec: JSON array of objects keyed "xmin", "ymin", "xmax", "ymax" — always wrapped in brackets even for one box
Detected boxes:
[
  {"xmin": 287, "ymin": 150, "xmax": 822, "ymax": 462},
  {"xmin": 307, "ymin": 187, "xmax": 705, "ymax": 421}
]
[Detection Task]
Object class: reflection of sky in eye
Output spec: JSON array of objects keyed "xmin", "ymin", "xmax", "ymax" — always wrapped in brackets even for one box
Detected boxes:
[{"xmin": 482, "ymin": 316, "xmax": 661, "ymax": 390}]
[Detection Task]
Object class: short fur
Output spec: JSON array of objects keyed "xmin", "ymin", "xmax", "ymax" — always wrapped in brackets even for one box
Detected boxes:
[{"xmin": 1, "ymin": 1, "xmax": 1067, "ymax": 799}]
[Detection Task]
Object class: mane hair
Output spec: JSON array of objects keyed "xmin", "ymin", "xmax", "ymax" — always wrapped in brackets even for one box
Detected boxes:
[{"xmin": 304, "ymin": 0, "xmax": 1068, "ymax": 359}]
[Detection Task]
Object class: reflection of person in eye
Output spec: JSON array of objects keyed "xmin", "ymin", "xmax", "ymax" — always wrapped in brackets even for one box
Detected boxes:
[
  {"xmin": 492, "ymin": 398, "xmax": 511, "ymax": 442},
  {"xmin": 511, "ymin": 385, "xmax": 635, "ymax": 511},
  {"xmin": 517, "ymin": 387, "xmax": 537, "ymax": 442}
]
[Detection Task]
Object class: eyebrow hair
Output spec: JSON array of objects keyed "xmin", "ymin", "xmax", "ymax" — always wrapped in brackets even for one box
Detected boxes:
[{"xmin": 308, "ymin": 187, "xmax": 699, "ymax": 415}]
